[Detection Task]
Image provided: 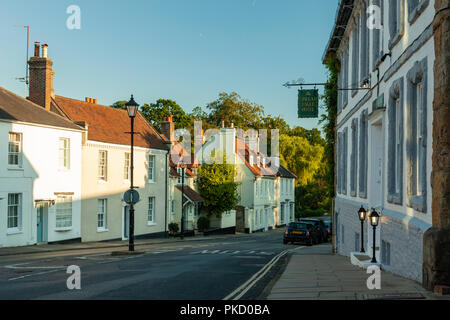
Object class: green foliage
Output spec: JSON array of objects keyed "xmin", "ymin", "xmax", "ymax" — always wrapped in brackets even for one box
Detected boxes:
[
  {"xmin": 279, "ymin": 134, "xmax": 324, "ymax": 186},
  {"xmin": 197, "ymin": 216, "xmax": 210, "ymax": 232},
  {"xmin": 168, "ymin": 222, "xmax": 179, "ymax": 234},
  {"xmin": 319, "ymin": 56, "xmax": 339, "ymax": 198},
  {"xmin": 140, "ymin": 99, "xmax": 191, "ymax": 131},
  {"xmin": 197, "ymin": 158, "xmax": 240, "ymax": 218},
  {"xmin": 110, "ymin": 101, "xmax": 127, "ymax": 109},
  {"xmin": 206, "ymin": 92, "xmax": 265, "ymax": 130}
]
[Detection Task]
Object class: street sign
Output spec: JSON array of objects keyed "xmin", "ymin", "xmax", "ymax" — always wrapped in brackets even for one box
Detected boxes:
[
  {"xmin": 124, "ymin": 189, "xmax": 140, "ymax": 205},
  {"xmin": 372, "ymin": 93, "xmax": 385, "ymax": 110},
  {"xmin": 298, "ymin": 89, "xmax": 319, "ymax": 118}
]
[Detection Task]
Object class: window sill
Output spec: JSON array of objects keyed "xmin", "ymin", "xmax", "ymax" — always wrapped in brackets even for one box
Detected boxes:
[
  {"xmin": 147, "ymin": 222, "xmax": 156, "ymax": 227},
  {"xmin": 98, "ymin": 180, "xmax": 107, "ymax": 184},
  {"xmin": 97, "ymin": 228, "xmax": 109, "ymax": 233},
  {"xmin": 407, "ymin": 195, "xmax": 427, "ymax": 213},
  {"xmin": 7, "ymin": 229, "xmax": 22, "ymax": 235},
  {"xmin": 55, "ymin": 227, "xmax": 72, "ymax": 232},
  {"xmin": 7, "ymin": 167, "xmax": 24, "ymax": 172},
  {"xmin": 147, "ymin": 180, "xmax": 156, "ymax": 184},
  {"xmin": 388, "ymin": 31, "xmax": 404, "ymax": 51}
]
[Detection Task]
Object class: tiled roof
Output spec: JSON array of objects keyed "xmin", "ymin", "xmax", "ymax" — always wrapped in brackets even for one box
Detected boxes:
[
  {"xmin": 0, "ymin": 86, "xmax": 83, "ymax": 131},
  {"xmin": 235, "ymin": 138, "xmax": 277, "ymax": 177},
  {"xmin": 175, "ymin": 185, "xmax": 204, "ymax": 203},
  {"xmin": 277, "ymin": 164, "xmax": 297, "ymax": 179},
  {"xmin": 54, "ymin": 96, "xmax": 168, "ymax": 150}
]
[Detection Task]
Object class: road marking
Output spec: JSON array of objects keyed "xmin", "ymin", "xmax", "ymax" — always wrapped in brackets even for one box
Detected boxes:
[
  {"xmin": 223, "ymin": 246, "xmax": 305, "ymax": 300},
  {"xmin": 8, "ymin": 268, "xmax": 65, "ymax": 281}
]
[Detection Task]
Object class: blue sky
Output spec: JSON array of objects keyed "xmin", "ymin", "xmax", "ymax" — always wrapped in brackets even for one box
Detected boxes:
[{"xmin": 0, "ymin": 0, "xmax": 338, "ymax": 130}]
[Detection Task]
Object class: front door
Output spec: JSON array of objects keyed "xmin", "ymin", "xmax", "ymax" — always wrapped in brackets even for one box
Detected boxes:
[{"xmin": 37, "ymin": 206, "xmax": 43, "ymax": 243}]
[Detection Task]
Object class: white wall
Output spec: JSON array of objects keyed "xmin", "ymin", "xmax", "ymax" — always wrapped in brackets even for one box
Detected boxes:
[{"xmin": 0, "ymin": 120, "xmax": 83, "ymax": 247}]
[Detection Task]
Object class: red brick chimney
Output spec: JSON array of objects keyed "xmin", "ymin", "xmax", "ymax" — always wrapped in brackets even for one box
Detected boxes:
[
  {"xmin": 161, "ymin": 116, "xmax": 175, "ymax": 142},
  {"xmin": 28, "ymin": 42, "xmax": 55, "ymax": 111}
]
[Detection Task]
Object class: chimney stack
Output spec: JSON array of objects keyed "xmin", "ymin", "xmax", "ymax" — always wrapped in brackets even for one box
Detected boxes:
[
  {"xmin": 28, "ymin": 43, "xmax": 54, "ymax": 111},
  {"xmin": 161, "ymin": 115, "xmax": 175, "ymax": 142}
]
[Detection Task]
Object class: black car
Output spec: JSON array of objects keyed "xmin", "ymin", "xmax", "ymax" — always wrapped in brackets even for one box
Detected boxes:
[
  {"xmin": 283, "ymin": 222, "xmax": 319, "ymax": 246},
  {"xmin": 298, "ymin": 218, "xmax": 328, "ymax": 243}
]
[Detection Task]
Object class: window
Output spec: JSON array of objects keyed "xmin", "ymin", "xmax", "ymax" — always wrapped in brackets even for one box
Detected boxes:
[
  {"xmin": 171, "ymin": 200, "xmax": 175, "ymax": 214},
  {"xmin": 148, "ymin": 197, "xmax": 155, "ymax": 224},
  {"xmin": 387, "ymin": 77, "xmax": 404, "ymax": 205},
  {"xmin": 343, "ymin": 46, "xmax": 349, "ymax": 107},
  {"xmin": 124, "ymin": 153, "xmax": 130, "ymax": 180},
  {"xmin": 59, "ymin": 138, "xmax": 70, "ymax": 169},
  {"xmin": 359, "ymin": 110, "xmax": 368, "ymax": 198},
  {"xmin": 350, "ymin": 118, "xmax": 358, "ymax": 197},
  {"xmin": 351, "ymin": 18, "xmax": 360, "ymax": 97},
  {"xmin": 148, "ymin": 155, "xmax": 155, "ymax": 182},
  {"xmin": 98, "ymin": 151, "xmax": 108, "ymax": 181},
  {"xmin": 7, "ymin": 193, "xmax": 21, "ymax": 230},
  {"xmin": 280, "ymin": 205, "xmax": 284, "ymax": 224},
  {"xmin": 360, "ymin": 2, "xmax": 370, "ymax": 83},
  {"xmin": 342, "ymin": 128, "xmax": 348, "ymax": 195},
  {"xmin": 372, "ymin": 0, "xmax": 384, "ymax": 68},
  {"xmin": 408, "ymin": 0, "xmax": 429, "ymax": 24},
  {"xmin": 56, "ymin": 196, "xmax": 72, "ymax": 228},
  {"xmin": 389, "ymin": 0, "xmax": 405, "ymax": 49},
  {"xmin": 177, "ymin": 167, "xmax": 185, "ymax": 185},
  {"xmin": 97, "ymin": 199, "xmax": 107, "ymax": 230},
  {"xmin": 8, "ymin": 133, "xmax": 22, "ymax": 166},
  {"xmin": 406, "ymin": 58, "xmax": 428, "ymax": 212},
  {"xmin": 225, "ymin": 210, "xmax": 231, "ymax": 216}
]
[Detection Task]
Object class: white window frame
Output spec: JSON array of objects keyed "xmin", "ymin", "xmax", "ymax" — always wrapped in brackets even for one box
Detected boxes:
[
  {"xmin": 148, "ymin": 197, "xmax": 155, "ymax": 224},
  {"xmin": 56, "ymin": 195, "xmax": 73, "ymax": 229},
  {"xmin": 148, "ymin": 155, "xmax": 155, "ymax": 182},
  {"xmin": 97, "ymin": 199, "xmax": 107, "ymax": 231},
  {"xmin": 98, "ymin": 150, "xmax": 108, "ymax": 181},
  {"xmin": 8, "ymin": 132, "xmax": 22, "ymax": 167},
  {"xmin": 59, "ymin": 138, "xmax": 70, "ymax": 170},
  {"xmin": 7, "ymin": 193, "xmax": 22, "ymax": 232},
  {"xmin": 124, "ymin": 152, "xmax": 131, "ymax": 181}
]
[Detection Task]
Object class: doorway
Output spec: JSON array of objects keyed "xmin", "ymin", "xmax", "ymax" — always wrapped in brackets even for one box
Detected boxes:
[{"xmin": 36, "ymin": 205, "xmax": 48, "ymax": 243}]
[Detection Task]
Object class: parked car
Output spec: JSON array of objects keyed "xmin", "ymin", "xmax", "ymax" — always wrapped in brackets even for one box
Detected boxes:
[
  {"xmin": 283, "ymin": 222, "xmax": 319, "ymax": 246},
  {"xmin": 298, "ymin": 218, "xmax": 328, "ymax": 243},
  {"xmin": 321, "ymin": 218, "xmax": 332, "ymax": 238}
]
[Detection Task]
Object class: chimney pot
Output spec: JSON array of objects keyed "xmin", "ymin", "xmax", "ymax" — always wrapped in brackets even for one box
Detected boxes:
[
  {"xmin": 34, "ymin": 42, "xmax": 40, "ymax": 57},
  {"xmin": 93, "ymin": 99, "xmax": 97, "ymax": 104},
  {"xmin": 85, "ymin": 97, "xmax": 89, "ymax": 102},
  {"xmin": 42, "ymin": 44, "xmax": 48, "ymax": 58}
]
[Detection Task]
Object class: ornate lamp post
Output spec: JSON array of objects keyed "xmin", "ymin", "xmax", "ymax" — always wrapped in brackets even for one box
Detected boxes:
[
  {"xmin": 358, "ymin": 206, "xmax": 367, "ymax": 253},
  {"xmin": 369, "ymin": 209, "xmax": 380, "ymax": 263},
  {"xmin": 180, "ymin": 163, "xmax": 186, "ymax": 240},
  {"xmin": 125, "ymin": 95, "xmax": 139, "ymax": 252}
]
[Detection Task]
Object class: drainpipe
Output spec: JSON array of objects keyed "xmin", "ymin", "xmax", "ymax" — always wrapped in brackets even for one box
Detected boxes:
[{"xmin": 164, "ymin": 150, "xmax": 169, "ymax": 238}]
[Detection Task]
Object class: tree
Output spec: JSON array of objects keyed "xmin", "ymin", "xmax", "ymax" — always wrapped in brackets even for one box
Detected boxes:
[
  {"xmin": 279, "ymin": 134, "xmax": 324, "ymax": 187},
  {"xmin": 206, "ymin": 92, "xmax": 265, "ymax": 129},
  {"xmin": 197, "ymin": 156, "xmax": 240, "ymax": 218},
  {"xmin": 140, "ymin": 99, "xmax": 191, "ymax": 131},
  {"xmin": 110, "ymin": 101, "xmax": 127, "ymax": 109}
]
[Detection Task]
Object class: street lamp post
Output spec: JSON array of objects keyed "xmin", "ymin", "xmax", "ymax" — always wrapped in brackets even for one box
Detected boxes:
[
  {"xmin": 369, "ymin": 209, "xmax": 380, "ymax": 263},
  {"xmin": 180, "ymin": 164, "xmax": 185, "ymax": 240},
  {"xmin": 358, "ymin": 206, "xmax": 367, "ymax": 253},
  {"xmin": 126, "ymin": 95, "xmax": 139, "ymax": 252}
]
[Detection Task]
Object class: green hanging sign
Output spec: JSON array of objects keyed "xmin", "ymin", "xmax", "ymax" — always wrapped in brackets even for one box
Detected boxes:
[{"xmin": 298, "ymin": 89, "xmax": 319, "ymax": 118}]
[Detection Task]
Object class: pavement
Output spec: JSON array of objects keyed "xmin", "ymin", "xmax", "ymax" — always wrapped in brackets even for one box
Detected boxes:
[{"xmin": 266, "ymin": 244, "xmax": 449, "ymax": 300}]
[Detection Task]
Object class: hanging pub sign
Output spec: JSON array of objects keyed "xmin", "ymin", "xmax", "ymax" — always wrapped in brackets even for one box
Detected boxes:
[{"xmin": 298, "ymin": 89, "xmax": 319, "ymax": 118}]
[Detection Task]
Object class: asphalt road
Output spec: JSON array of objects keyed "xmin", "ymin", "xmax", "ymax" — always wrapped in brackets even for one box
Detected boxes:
[{"xmin": 0, "ymin": 229, "xmax": 303, "ymax": 300}]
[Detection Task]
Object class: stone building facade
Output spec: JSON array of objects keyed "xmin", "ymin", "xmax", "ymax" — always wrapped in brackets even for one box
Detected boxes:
[{"xmin": 323, "ymin": 0, "xmax": 448, "ymax": 285}]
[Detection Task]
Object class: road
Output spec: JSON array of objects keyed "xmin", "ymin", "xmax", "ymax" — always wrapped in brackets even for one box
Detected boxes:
[{"xmin": 0, "ymin": 229, "xmax": 305, "ymax": 300}]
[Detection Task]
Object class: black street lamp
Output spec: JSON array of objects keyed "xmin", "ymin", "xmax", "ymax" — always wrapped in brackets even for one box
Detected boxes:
[
  {"xmin": 126, "ymin": 95, "xmax": 139, "ymax": 252},
  {"xmin": 180, "ymin": 164, "xmax": 185, "ymax": 240},
  {"xmin": 358, "ymin": 206, "xmax": 367, "ymax": 253},
  {"xmin": 369, "ymin": 209, "xmax": 380, "ymax": 263}
]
